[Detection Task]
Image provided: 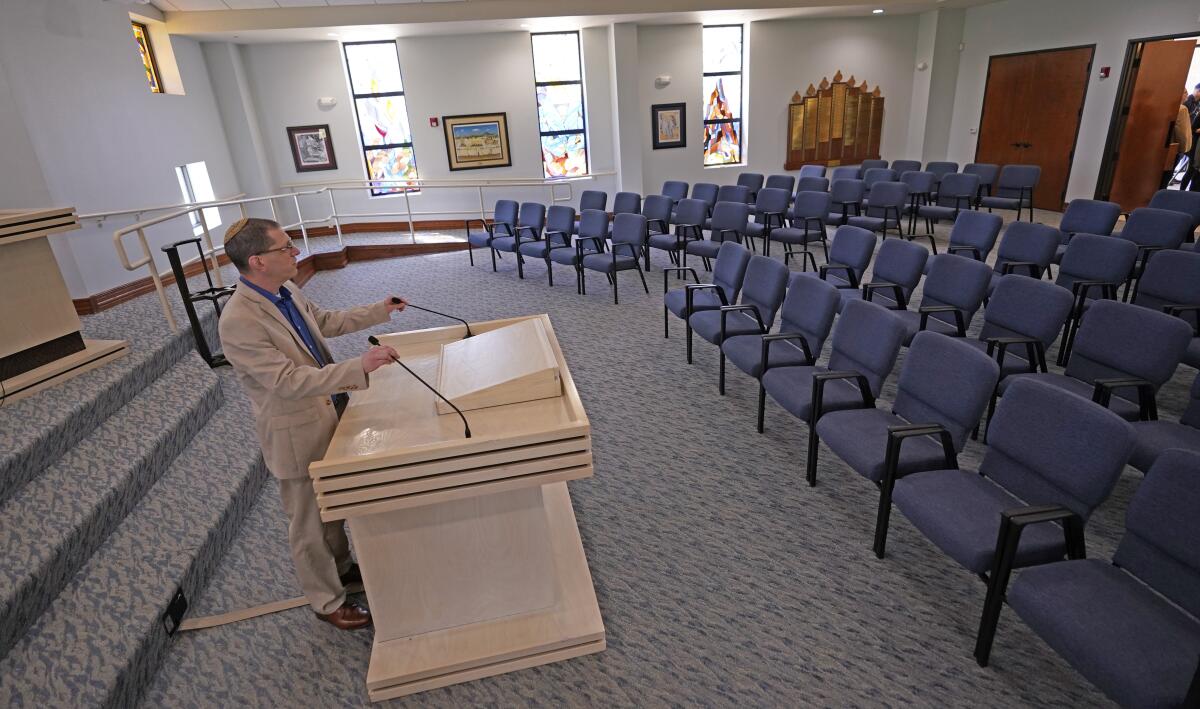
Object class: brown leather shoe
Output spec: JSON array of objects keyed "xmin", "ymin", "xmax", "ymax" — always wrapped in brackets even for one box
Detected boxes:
[{"xmin": 315, "ymin": 601, "xmax": 372, "ymax": 630}]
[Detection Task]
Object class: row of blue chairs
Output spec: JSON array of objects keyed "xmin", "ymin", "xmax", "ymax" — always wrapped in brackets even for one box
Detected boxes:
[{"xmin": 660, "ymin": 239, "xmax": 1200, "ymax": 706}]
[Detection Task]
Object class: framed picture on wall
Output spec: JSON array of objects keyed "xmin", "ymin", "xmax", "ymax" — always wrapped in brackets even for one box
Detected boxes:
[
  {"xmin": 651, "ymin": 103, "xmax": 686, "ymax": 149},
  {"xmin": 287, "ymin": 124, "xmax": 338, "ymax": 172},
  {"xmin": 442, "ymin": 113, "xmax": 512, "ymax": 171}
]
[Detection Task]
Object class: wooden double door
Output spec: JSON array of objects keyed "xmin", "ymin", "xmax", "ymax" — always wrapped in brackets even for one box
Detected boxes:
[{"xmin": 976, "ymin": 46, "xmax": 1094, "ymax": 210}]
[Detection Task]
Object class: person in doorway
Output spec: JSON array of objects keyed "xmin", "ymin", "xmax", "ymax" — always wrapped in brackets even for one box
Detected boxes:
[
  {"xmin": 1182, "ymin": 84, "xmax": 1200, "ymax": 191},
  {"xmin": 218, "ymin": 217, "xmax": 408, "ymax": 630},
  {"xmin": 1167, "ymin": 90, "xmax": 1194, "ymax": 189}
]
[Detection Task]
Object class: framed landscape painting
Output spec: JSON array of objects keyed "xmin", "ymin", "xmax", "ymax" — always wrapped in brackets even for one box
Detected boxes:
[
  {"xmin": 442, "ymin": 113, "xmax": 512, "ymax": 171},
  {"xmin": 651, "ymin": 103, "xmax": 686, "ymax": 149},
  {"xmin": 287, "ymin": 124, "xmax": 338, "ymax": 172}
]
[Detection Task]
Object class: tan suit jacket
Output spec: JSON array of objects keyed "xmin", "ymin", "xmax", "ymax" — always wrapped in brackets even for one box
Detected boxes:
[{"xmin": 218, "ymin": 281, "xmax": 390, "ymax": 480}]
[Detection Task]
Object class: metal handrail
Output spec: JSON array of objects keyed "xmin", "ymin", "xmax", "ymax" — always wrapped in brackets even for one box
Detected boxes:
[{"xmin": 79, "ymin": 193, "xmax": 246, "ymax": 224}]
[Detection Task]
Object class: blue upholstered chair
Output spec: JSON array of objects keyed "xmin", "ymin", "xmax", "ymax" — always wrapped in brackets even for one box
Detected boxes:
[
  {"xmin": 840, "ymin": 238, "xmax": 928, "ymax": 312},
  {"xmin": 759, "ymin": 300, "xmax": 906, "ymax": 454},
  {"xmin": 687, "ymin": 255, "xmax": 789, "ymax": 367},
  {"xmin": 916, "ymin": 172, "xmax": 979, "ymax": 234},
  {"xmin": 963, "ymin": 163, "xmax": 998, "ymax": 203},
  {"xmin": 661, "ymin": 180, "xmax": 689, "ymax": 204},
  {"xmin": 765, "ymin": 174, "xmax": 795, "ymax": 196},
  {"xmin": 849, "ymin": 181, "xmax": 908, "ymax": 240},
  {"xmin": 518, "ymin": 205, "xmax": 575, "ymax": 287},
  {"xmin": 686, "ymin": 201, "xmax": 750, "ymax": 268},
  {"xmin": 705, "ymin": 184, "xmax": 752, "ymax": 229},
  {"xmin": 743, "ymin": 187, "xmax": 791, "ymax": 256},
  {"xmin": 1147, "ymin": 188, "xmax": 1200, "ymax": 239},
  {"xmin": 1053, "ymin": 233, "xmax": 1139, "ymax": 364},
  {"xmin": 924, "ymin": 161, "xmax": 959, "ymax": 189},
  {"xmin": 770, "ymin": 192, "xmax": 830, "ymax": 271},
  {"xmin": 968, "ymin": 275, "xmax": 1074, "ymax": 381},
  {"xmin": 690, "ymin": 182, "xmax": 720, "ymax": 216},
  {"xmin": 890, "ymin": 378, "xmax": 1133, "ymax": 668},
  {"xmin": 721, "ymin": 274, "xmax": 838, "ymax": 396},
  {"xmin": 489, "ymin": 201, "xmax": 545, "ymax": 279},
  {"xmin": 811, "ymin": 331, "xmax": 999, "ymax": 506},
  {"xmin": 550, "ymin": 208, "xmax": 606, "ymax": 294},
  {"xmin": 580, "ymin": 212, "xmax": 648, "ymax": 304},
  {"xmin": 861, "ymin": 168, "xmax": 897, "ymax": 202},
  {"xmin": 793, "ymin": 225, "xmax": 876, "ymax": 290},
  {"xmin": 890, "ymin": 159, "xmax": 921, "ymax": 174},
  {"xmin": 572, "ymin": 190, "xmax": 607, "ymax": 234},
  {"xmin": 1115, "ymin": 207, "xmax": 1194, "ymax": 299},
  {"xmin": 980, "ymin": 164, "xmax": 1040, "ymax": 221},
  {"xmin": 860, "ymin": 159, "xmax": 889, "ymax": 171},
  {"xmin": 642, "ymin": 194, "xmax": 674, "ymax": 240},
  {"xmin": 830, "ymin": 165, "xmax": 861, "ymax": 181},
  {"xmin": 1002, "ymin": 449, "xmax": 1200, "ymax": 706},
  {"xmin": 899, "ymin": 171, "xmax": 935, "ymax": 236},
  {"xmin": 648, "ymin": 197, "xmax": 704, "ymax": 268},
  {"xmin": 1129, "ymin": 373, "xmax": 1200, "ymax": 473},
  {"xmin": 607, "ymin": 191, "xmax": 641, "ymax": 236},
  {"xmin": 988, "ymin": 221, "xmax": 1060, "ymax": 294},
  {"xmin": 1000, "ymin": 299, "xmax": 1193, "ymax": 422},
  {"xmin": 466, "ymin": 199, "xmax": 517, "ymax": 267},
  {"xmin": 663, "ymin": 240, "xmax": 751, "ymax": 345},
  {"xmin": 827, "ymin": 179, "xmax": 865, "ymax": 226},
  {"xmin": 890, "ymin": 254, "xmax": 992, "ymax": 344},
  {"xmin": 1051, "ymin": 198, "xmax": 1122, "ymax": 265},
  {"xmin": 798, "ymin": 164, "xmax": 826, "ymax": 178},
  {"xmin": 1131, "ymin": 249, "xmax": 1200, "ymax": 371},
  {"xmin": 944, "ymin": 210, "xmax": 1002, "ymax": 264},
  {"xmin": 737, "ymin": 172, "xmax": 764, "ymax": 201},
  {"xmin": 796, "ymin": 176, "xmax": 829, "ymax": 193}
]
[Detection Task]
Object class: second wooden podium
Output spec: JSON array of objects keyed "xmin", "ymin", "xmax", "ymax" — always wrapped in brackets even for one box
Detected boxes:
[{"xmin": 309, "ymin": 314, "xmax": 604, "ymax": 701}]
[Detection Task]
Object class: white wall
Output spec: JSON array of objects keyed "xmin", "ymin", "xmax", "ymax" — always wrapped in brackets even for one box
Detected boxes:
[
  {"xmin": 947, "ymin": 0, "xmax": 1200, "ymax": 202},
  {"xmin": 0, "ymin": 0, "xmax": 241, "ymax": 297}
]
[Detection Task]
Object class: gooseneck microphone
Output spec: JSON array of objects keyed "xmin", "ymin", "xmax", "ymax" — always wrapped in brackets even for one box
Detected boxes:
[
  {"xmin": 392, "ymin": 298, "xmax": 473, "ymax": 338},
  {"xmin": 367, "ymin": 335, "xmax": 472, "ymax": 438}
]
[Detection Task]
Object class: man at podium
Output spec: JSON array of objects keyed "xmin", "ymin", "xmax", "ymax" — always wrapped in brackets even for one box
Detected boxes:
[{"xmin": 218, "ymin": 218, "xmax": 407, "ymax": 630}]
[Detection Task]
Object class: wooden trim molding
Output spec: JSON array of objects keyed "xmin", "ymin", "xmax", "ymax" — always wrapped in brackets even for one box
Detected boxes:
[
  {"xmin": 286, "ymin": 219, "xmax": 478, "ymax": 239},
  {"xmin": 74, "ymin": 228, "xmax": 467, "ymax": 315}
]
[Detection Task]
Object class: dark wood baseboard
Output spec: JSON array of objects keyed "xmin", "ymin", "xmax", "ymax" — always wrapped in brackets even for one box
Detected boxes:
[
  {"xmin": 285, "ymin": 219, "xmax": 478, "ymax": 239},
  {"xmin": 74, "ymin": 234, "xmax": 467, "ymax": 315}
]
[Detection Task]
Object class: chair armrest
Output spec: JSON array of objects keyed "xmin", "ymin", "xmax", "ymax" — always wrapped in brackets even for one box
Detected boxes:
[
  {"xmin": 984, "ymin": 335, "xmax": 1046, "ymax": 373},
  {"xmin": 1163, "ymin": 304, "xmax": 1200, "ymax": 336},
  {"xmin": 879, "ymin": 423, "xmax": 958, "ymax": 489},
  {"xmin": 810, "ymin": 370, "xmax": 875, "ymax": 424},
  {"xmin": 760, "ymin": 333, "xmax": 815, "ymax": 373},
  {"xmin": 715, "ymin": 228, "xmax": 743, "ymax": 244},
  {"xmin": 611, "ymin": 241, "xmax": 640, "ymax": 258},
  {"xmin": 514, "ymin": 225, "xmax": 539, "ymax": 244},
  {"xmin": 684, "ymin": 283, "xmax": 726, "ymax": 316},
  {"xmin": 819, "ymin": 262, "xmax": 860, "ymax": 288},
  {"xmin": 545, "ymin": 229, "xmax": 570, "ymax": 247},
  {"xmin": 465, "ymin": 217, "xmax": 488, "ymax": 233},
  {"xmin": 720, "ymin": 305, "xmax": 766, "ymax": 341},
  {"xmin": 647, "ymin": 218, "xmax": 669, "ymax": 234},
  {"xmin": 575, "ymin": 235, "xmax": 605, "ymax": 261},
  {"xmin": 493, "ymin": 222, "xmax": 514, "ymax": 237},
  {"xmin": 919, "ymin": 305, "xmax": 967, "ymax": 336},
  {"xmin": 761, "ymin": 211, "xmax": 786, "ymax": 231},
  {"xmin": 1000, "ymin": 260, "xmax": 1042, "ymax": 277},
  {"xmin": 1070, "ymin": 279, "xmax": 1119, "ymax": 304},
  {"xmin": 948, "ymin": 245, "xmax": 983, "ymax": 261},
  {"xmin": 1092, "ymin": 377, "xmax": 1158, "ymax": 421},
  {"xmin": 662, "ymin": 266, "xmax": 700, "ymax": 293},
  {"xmin": 863, "ymin": 281, "xmax": 906, "ymax": 309}
]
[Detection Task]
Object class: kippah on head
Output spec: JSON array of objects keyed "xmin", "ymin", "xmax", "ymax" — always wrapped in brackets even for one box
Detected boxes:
[{"xmin": 224, "ymin": 217, "xmax": 251, "ymax": 245}]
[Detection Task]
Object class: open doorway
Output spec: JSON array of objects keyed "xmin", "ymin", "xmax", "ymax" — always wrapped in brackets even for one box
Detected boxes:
[{"xmin": 1096, "ymin": 34, "xmax": 1200, "ymax": 210}]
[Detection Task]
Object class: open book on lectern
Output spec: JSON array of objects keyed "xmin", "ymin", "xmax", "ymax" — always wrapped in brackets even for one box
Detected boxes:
[{"xmin": 433, "ymin": 317, "xmax": 563, "ymax": 415}]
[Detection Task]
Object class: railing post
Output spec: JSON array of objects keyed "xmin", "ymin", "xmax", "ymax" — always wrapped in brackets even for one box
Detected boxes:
[
  {"xmin": 139, "ymin": 227, "xmax": 179, "ymax": 332},
  {"xmin": 478, "ymin": 185, "xmax": 486, "ymax": 225},
  {"xmin": 268, "ymin": 197, "xmax": 279, "ymax": 224},
  {"xmin": 328, "ymin": 188, "xmax": 343, "ymax": 247},
  {"xmin": 293, "ymin": 193, "xmax": 310, "ymax": 254},
  {"xmin": 403, "ymin": 186, "xmax": 416, "ymax": 244},
  {"xmin": 196, "ymin": 208, "xmax": 225, "ymax": 287},
  {"xmin": 238, "ymin": 201, "xmax": 247, "ymax": 219}
]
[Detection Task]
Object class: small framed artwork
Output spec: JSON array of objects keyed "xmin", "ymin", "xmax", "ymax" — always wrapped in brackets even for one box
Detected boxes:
[
  {"xmin": 287, "ymin": 124, "xmax": 338, "ymax": 172},
  {"xmin": 442, "ymin": 113, "xmax": 512, "ymax": 171},
  {"xmin": 651, "ymin": 103, "xmax": 686, "ymax": 150}
]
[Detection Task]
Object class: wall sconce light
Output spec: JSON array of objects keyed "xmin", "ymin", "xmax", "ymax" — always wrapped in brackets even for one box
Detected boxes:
[
  {"xmin": 317, "ymin": 97, "xmax": 338, "ymax": 109},
  {"xmin": 655, "ymin": 75, "xmax": 671, "ymax": 89}
]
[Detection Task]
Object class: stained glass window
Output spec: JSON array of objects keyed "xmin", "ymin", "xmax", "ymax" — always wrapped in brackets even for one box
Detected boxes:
[
  {"xmin": 131, "ymin": 21, "xmax": 162, "ymax": 94},
  {"xmin": 531, "ymin": 32, "xmax": 589, "ymax": 178},
  {"xmin": 702, "ymin": 25, "xmax": 744, "ymax": 166},
  {"xmin": 343, "ymin": 41, "xmax": 419, "ymax": 195}
]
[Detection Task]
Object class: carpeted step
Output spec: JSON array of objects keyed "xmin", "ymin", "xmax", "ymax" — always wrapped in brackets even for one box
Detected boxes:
[
  {"xmin": 0, "ymin": 354, "xmax": 222, "ymax": 662},
  {"xmin": 0, "ymin": 370, "xmax": 267, "ymax": 709}
]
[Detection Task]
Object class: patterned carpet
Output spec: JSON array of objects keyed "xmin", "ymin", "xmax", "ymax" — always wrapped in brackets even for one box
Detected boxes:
[{"xmin": 144, "ymin": 210, "xmax": 1191, "ymax": 707}]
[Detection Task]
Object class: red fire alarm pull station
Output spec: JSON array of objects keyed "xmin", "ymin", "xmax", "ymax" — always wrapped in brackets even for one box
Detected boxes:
[
  {"xmin": 429, "ymin": 117, "xmax": 439, "ymax": 127},
  {"xmin": 1099, "ymin": 66, "xmax": 1110, "ymax": 79}
]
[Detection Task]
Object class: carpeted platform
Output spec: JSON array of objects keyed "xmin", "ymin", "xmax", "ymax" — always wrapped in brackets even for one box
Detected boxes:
[{"xmin": 143, "ymin": 209, "xmax": 1187, "ymax": 707}]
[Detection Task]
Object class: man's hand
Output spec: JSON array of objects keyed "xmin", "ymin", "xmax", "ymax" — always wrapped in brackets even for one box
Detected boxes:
[
  {"xmin": 385, "ymin": 296, "xmax": 408, "ymax": 314},
  {"xmin": 361, "ymin": 345, "xmax": 399, "ymax": 374}
]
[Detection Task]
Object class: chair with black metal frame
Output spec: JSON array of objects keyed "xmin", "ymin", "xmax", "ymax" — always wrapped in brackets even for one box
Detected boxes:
[
  {"xmin": 916, "ymin": 172, "xmax": 979, "ymax": 239},
  {"xmin": 769, "ymin": 191, "xmax": 830, "ymax": 271},
  {"xmin": 641, "ymin": 194, "xmax": 675, "ymax": 270},
  {"xmin": 829, "ymin": 165, "xmax": 861, "ymax": 181},
  {"xmin": 999, "ymin": 448, "xmax": 1200, "ymax": 707},
  {"xmin": 810, "ymin": 331, "xmax": 999, "ymax": 519},
  {"xmin": 1146, "ymin": 187, "xmax": 1200, "ymax": 242},
  {"xmin": 849, "ymin": 181, "xmax": 909, "ymax": 241},
  {"xmin": 987, "ymin": 221, "xmax": 1060, "ymax": 295},
  {"xmin": 606, "ymin": 191, "xmax": 642, "ymax": 236},
  {"xmin": 924, "ymin": 161, "xmax": 959, "ymax": 197},
  {"xmin": 962, "ymin": 163, "xmax": 997, "ymax": 205},
  {"xmin": 1129, "ymin": 248, "xmax": 1200, "ymax": 372},
  {"xmin": 663, "ymin": 240, "xmax": 752, "ymax": 350},
  {"xmin": 1114, "ymin": 207, "xmax": 1193, "ymax": 300},
  {"xmin": 690, "ymin": 182, "xmax": 720, "ymax": 219},
  {"xmin": 743, "ymin": 187, "xmax": 791, "ymax": 256},
  {"xmin": 686, "ymin": 255, "xmax": 789, "ymax": 372},
  {"xmin": 759, "ymin": 300, "xmax": 907, "ymax": 460},
  {"xmin": 764, "ymin": 174, "xmax": 796, "ymax": 198},
  {"xmin": 887, "ymin": 377, "xmax": 1134, "ymax": 670},
  {"xmin": 792, "ymin": 224, "xmax": 876, "ymax": 291},
  {"xmin": 685, "ymin": 200, "xmax": 749, "ymax": 272},
  {"xmin": 488, "ymin": 201, "xmax": 546, "ymax": 279},
  {"xmin": 580, "ymin": 212, "xmax": 649, "ymax": 304},
  {"xmin": 839, "ymin": 238, "xmax": 928, "ymax": 313},
  {"xmin": 518, "ymin": 204, "xmax": 575, "ymax": 287},
  {"xmin": 721, "ymin": 274, "xmax": 839, "ymax": 401},
  {"xmin": 465, "ymin": 198, "xmax": 518, "ymax": 268},
  {"xmin": 1050, "ymin": 198, "xmax": 1122, "ymax": 266},
  {"xmin": 889, "ymin": 253, "xmax": 992, "ymax": 345},
  {"xmin": 827, "ymin": 179, "xmax": 865, "ymax": 227},
  {"xmin": 704, "ymin": 184, "xmax": 752, "ymax": 229},
  {"xmin": 795, "ymin": 176, "xmax": 829, "ymax": 194},
  {"xmin": 898, "ymin": 170, "xmax": 935, "ymax": 236},
  {"xmin": 980, "ymin": 164, "xmax": 1040, "ymax": 221},
  {"xmin": 550, "ymin": 208, "xmax": 608, "ymax": 295},
  {"xmin": 648, "ymin": 197, "xmax": 705, "ymax": 271},
  {"xmin": 661, "ymin": 180, "xmax": 689, "ymax": 205},
  {"xmin": 890, "ymin": 159, "xmax": 921, "ymax": 175},
  {"xmin": 798, "ymin": 164, "xmax": 826, "ymax": 179},
  {"xmin": 860, "ymin": 159, "xmax": 888, "ymax": 171},
  {"xmin": 1128, "ymin": 372, "xmax": 1200, "ymax": 475},
  {"xmin": 571, "ymin": 190, "xmax": 607, "ymax": 234},
  {"xmin": 1052, "ymin": 233, "xmax": 1139, "ymax": 365},
  {"xmin": 931, "ymin": 210, "xmax": 1003, "ymax": 272},
  {"xmin": 737, "ymin": 172, "xmax": 765, "ymax": 202},
  {"xmin": 860, "ymin": 168, "xmax": 897, "ymax": 207}
]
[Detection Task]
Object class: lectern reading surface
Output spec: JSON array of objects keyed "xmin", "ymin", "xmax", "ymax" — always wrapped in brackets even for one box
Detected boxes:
[{"xmin": 309, "ymin": 314, "xmax": 604, "ymax": 701}]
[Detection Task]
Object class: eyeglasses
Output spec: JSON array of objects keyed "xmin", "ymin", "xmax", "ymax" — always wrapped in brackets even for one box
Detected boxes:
[{"xmin": 255, "ymin": 240, "xmax": 297, "ymax": 256}]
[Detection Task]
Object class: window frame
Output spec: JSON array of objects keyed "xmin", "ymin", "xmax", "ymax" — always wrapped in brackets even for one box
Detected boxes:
[
  {"xmin": 131, "ymin": 20, "xmax": 163, "ymax": 94},
  {"xmin": 342, "ymin": 40, "xmax": 420, "ymax": 197},
  {"xmin": 701, "ymin": 23, "xmax": 745, "ymax": 167},
  {"xmin": 530, "ymin": 30, "xmax": 590, "ymax": 178}
]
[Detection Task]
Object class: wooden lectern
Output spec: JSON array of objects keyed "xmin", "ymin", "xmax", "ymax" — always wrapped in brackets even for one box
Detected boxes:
[
  {"xmin": 0, "ymin": 208, "xmax": 127, "ymax": 401},
  {"xmin": 309, "ymin": 314, "xmax": 604, "ymax": 701}
]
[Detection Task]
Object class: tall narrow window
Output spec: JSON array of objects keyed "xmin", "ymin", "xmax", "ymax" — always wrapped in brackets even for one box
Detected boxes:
[
  {"xmin": 702, "ymin": 25, "xmax": 744, "ymax": 166},
  {"xmin": 531, "ymin": 32, "xmax": 589, "ymax": 178},
  {"xmin": 131, "ymin": 21, "xmax": 162, "ymax": 94},
  {"xmin": 343, "ymin": 41, "xmax": 419, "ymax": 196},
  {"xmin": 175, "ymin": 161, "xmax": 221, "ymax": 237}
]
